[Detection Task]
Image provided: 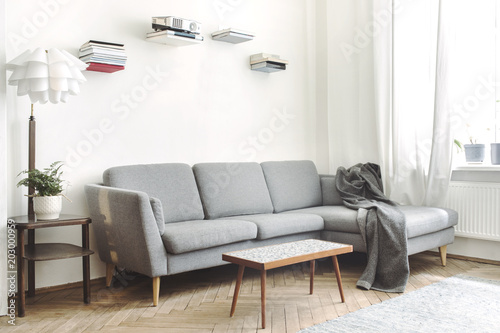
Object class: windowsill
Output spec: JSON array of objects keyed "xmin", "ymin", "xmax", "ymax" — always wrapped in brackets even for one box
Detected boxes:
[
  {"xmin": 451, "ymin": 164, "xmax": 500, "ymax": 182},
  {"xmin": 453, "ymin": 164, "xmax": 500, "ymax": 171}
]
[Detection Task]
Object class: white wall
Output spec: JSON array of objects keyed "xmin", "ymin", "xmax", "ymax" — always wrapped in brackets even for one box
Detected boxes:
[{"xmin": 5, "ymin": 0, "xmax": 317, "ymax": 289}]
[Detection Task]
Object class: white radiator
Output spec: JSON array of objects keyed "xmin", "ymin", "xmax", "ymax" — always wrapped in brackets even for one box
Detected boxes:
[{"xmin": 445, "ymin": 181, "xmax": 500, "ymax": 242}]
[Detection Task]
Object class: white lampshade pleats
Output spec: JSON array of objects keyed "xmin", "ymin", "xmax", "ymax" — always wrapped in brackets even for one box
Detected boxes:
[{"xmin": 6, "ymin": 47, "xmax": 88, "ymax": 104}]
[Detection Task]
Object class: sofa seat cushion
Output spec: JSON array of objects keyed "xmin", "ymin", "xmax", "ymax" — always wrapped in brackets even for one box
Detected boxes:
[
  {"xmin": 399, "ymin": 206, "xmax": 458, "ymax": 238},
  {"xmin": 193, "ymin": 162, "xmax": 274, "ymax": 219},
  {"xmin": 220, "ymin": 213, "xmax": 324, "ymax": 240},
  {"xmin": 285, "ymin": 206, "xmax": 360, "ymax": 233},
  {"xmin": 287, "ymin": 205, "xmax": 458, "ymax": 239},
  {"xmin": 161, "ymin": 219, "xmax": 257, "ymax": 254}
]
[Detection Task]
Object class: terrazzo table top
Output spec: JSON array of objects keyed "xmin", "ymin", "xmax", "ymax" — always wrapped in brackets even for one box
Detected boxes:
[{"xmin": 222, "ymin": 239, "xmax": 353, "ymax": 270}]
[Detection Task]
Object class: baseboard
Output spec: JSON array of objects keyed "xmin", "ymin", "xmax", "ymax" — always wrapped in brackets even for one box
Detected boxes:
[
  {"xmin": 29, "ymin": 277, "xmax": 106, "ymax": 295},
  {"xmin": 423, "ymin": 250, "xmax": 500, "ymax": 266}
]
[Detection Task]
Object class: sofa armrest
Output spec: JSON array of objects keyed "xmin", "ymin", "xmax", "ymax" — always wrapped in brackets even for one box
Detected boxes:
[
  {"xmin": 319, "ymin": 174, "xmax": 344, "ymax": 206},
  {"xmin": 84, "ymin": 184, "xmax": 168, "ymax": 277}
]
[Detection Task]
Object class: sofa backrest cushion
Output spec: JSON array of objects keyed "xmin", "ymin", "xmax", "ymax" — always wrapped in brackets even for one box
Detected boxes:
[
  {"xmin": 320, "ymin": 175, "xmax": 344, "ymax": 206},
  {"xmin": 261, "ymin": 160, "xmax": 322, "ymax": 213},
  {"xmin": 193, "ymin": 162, "xmax": 274, "ymax": 219},
  {"xmin": 103, "ymin": 163, "xmax": 204, "ymax": 223}
]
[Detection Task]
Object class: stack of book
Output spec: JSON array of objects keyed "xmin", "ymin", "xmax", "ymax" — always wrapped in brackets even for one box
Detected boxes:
[
  {"xmin": 79, "ymin": 40, "xmax": 127, "ymax": 73},
  {"xmin": 250, "ymin": 53, "xmax": 288, "ymax": 73}
]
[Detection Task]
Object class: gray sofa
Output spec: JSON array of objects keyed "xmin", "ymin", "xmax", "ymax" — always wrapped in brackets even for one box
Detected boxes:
[{"xmin": 84, "ymin": 160, "xmax": 458, "ymax": 305}]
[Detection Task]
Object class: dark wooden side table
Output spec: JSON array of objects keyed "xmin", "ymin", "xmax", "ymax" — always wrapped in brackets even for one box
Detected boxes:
[{"xmin": 9, "ymin": 214, "xmax": 94, "ymax": 317}]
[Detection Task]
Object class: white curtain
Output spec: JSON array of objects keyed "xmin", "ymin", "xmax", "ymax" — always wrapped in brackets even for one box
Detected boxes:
[
  {"xmin": 385, "ymin": 0, "xmax": 455, "ymax": 206},
  {"xmin": 325, "ymin": 0, "xmax": 455, "ymax": 207}
]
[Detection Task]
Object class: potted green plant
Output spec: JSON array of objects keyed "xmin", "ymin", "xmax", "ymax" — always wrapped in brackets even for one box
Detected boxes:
[{"xmin": 16, "ymin": 161, "xmax": 70, "ymax": 220}]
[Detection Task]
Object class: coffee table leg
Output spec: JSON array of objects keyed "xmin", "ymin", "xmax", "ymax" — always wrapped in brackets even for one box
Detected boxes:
[
  {"xmin": 310, "ymin": 260, "xmax": 315, "ymax": 294},
  {"xmin": 261, "ymin": 270, "xmax": 266, "ymax": 329},
  {"xmin": 332, "ymin": 255, "xmax": 345, "ymax": 302},
  {"xmin": 230, "ymin": 265, "xmax": 245, "ymax": 317}
]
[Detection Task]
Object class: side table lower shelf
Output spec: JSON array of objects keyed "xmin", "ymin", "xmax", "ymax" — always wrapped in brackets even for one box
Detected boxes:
[{"xmin": 24, "ymin": 243, "xmax": 94, "ymax": 261}]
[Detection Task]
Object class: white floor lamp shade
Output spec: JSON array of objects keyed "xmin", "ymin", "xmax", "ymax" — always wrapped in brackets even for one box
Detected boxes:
[
  {"xmin": 6, "ymin": 47, "xmax": 88, "ymax": 104},
  {"xmin": 6, "ymin": 47, "xmax": 88, "ymax": 217}
]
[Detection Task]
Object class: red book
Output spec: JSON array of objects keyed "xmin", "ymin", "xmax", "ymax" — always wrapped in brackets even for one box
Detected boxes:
[{"xmin": 86, "ymin": 62, "xmax": 125, "ymax": 73}]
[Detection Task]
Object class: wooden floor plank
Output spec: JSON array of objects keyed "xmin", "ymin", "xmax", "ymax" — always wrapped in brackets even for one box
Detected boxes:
[
  {"xmin": 284, "ymin": 303, "xmax": 301, "ymax": 333},
  {"xmin": 2, "ymin": 252, "xmax": 498, "ymax": 333}
]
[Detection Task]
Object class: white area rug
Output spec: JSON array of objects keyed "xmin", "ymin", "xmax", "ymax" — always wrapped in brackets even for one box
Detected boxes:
[{"xmin": 299, "ymin": 275, "xmax": 500, "ymax": 333}]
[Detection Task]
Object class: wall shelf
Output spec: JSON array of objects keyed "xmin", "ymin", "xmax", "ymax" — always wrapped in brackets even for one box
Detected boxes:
[
  {"xmin": 146, "ymin": 30, "xmax": 203, "ymax": 46},
  {"xmin": 212, "ymin": 28, "xmax": 254, "ymax": 44}
]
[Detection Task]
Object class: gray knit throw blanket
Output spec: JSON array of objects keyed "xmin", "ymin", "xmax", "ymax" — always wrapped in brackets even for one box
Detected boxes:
[{"xmin": 335, "ymin": 163, "xmax": 409, "ymax": 293}]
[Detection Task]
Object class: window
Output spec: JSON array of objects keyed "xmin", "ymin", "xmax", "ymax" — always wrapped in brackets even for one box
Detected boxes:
[{"xmin": 452, "ymin": 0, "xmax": 499, "ymax": 163}]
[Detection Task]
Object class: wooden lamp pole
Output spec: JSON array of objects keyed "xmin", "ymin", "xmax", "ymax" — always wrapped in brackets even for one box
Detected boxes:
[{"xmin": 28, "ymin": 103, "xmax": 36, "ymax": 219}]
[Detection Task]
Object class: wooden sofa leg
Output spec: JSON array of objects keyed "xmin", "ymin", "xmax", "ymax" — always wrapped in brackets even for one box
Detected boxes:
[
  {"xmin": 152, "ymin": 276, "xmax": 160, "ymax": 306},
  {"xmin": 105, "ymin": 263, "xmax": 115, "ymax": 287},
  {"xmin": 439, "ymin": 245, "xmax": 447, "ymax": 266}
]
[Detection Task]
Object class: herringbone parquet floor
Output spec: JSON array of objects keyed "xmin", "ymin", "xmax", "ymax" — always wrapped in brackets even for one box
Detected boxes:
[{"xmin": 2, "ymin": 252, "xmax": 499, "ymax": 332}]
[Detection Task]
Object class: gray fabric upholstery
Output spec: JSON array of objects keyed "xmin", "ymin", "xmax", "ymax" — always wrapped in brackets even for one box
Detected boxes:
[
  {"xmin": 84, "ymin": 184, "xmax": 168, "ymax": 277},
  {"xmin": 166, "ymin": 231, "xmax": 322, "ymax": 275},
  {"xmin": 193, "ymin": 162, "xmax": 274, "ymax": 219},
  {"xmin": 322, "ymin": 231, "xmax": 366, "ymax": 252},
  {"xmin": 286, "ymin": 206, "xmax": 360, "ymax": 233},
  {"xmin": 161, "ymin": 219, "xmax": 257, "ymax": 254},
  {"xmin": 261, "ymin": 160, "xmax": 322, "ymax": 213},
  {"xmin": 85, "ymin": 159, "xmax": 458, "ymax": 285},
  {"xmin": 407, "ymin": 227, "xmax": 455, "ymax": 256},
  {"xmin": 400, "ymin": 206, "xmax": 458, "ymax": 238},
  {"xmin": 323, "ymin": 227, "xmax": 456, "ymax": 256},
  {"xmin": 319, "ymin": 175, "xmax": 344, "ymax": 206},
  {"xmin": 220, "ymin": 213, "xmax": 324, "ymax": 240},
  {"xmin": 150, "ymin": 197, "xmax": 165, "ymax": 236},
  {"xmin": 293, "ymin": 205, "xmax": 458, "ymax": 239},
  {"xmin": 103, "ymin": 163, "xmax": 204, "ymax": 223}
]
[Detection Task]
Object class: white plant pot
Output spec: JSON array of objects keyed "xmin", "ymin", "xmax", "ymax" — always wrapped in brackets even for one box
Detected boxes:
[
  {"xmin": 33, "ymin": 195, "xmax": 62, "ymax": 220},
  {"xmin": 491, "ymin": 143, "xmax": 500, "ymax": 165},
  {"xmin": 464, "ymin": 144, "xmax": 485, "ymax": 163}
]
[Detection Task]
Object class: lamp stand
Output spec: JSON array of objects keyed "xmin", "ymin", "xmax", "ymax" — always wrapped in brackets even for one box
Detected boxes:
[
  {"xmin": 28, "ymin": 103, "xmax": 36, "ymax": 218},
  {"xmin": 28, "ymin": 104, "xmax": 37, "ymax": 296}
]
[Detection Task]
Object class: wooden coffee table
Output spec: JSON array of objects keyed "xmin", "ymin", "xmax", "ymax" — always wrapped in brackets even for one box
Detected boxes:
[{"xmin": 222, "ymin": 239, "xmax": 353, "ymax": 329}]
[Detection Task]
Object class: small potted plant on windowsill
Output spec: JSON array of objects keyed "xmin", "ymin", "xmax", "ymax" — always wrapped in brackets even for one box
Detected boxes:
[
  {"xmin": 464, "ymin": 140, "xmax": 485, "ymax": 163},
  {"xmin": 462, "ymin": 125, "xmax": 487, "ymax": 163},
  {"xmin": 16, "ymin": 161, "xmax": 70, "ymax": 220}
]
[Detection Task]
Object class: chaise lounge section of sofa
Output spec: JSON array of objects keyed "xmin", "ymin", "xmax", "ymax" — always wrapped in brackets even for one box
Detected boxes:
[{"xmin": 84, "ymin": 160, "xmax": 458, "ymax": 306}]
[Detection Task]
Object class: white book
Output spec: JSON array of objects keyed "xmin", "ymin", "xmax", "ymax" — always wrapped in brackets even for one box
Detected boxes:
[{"xmin": 250, "ymin": 53, "xmax": 288, "ymax": 65}]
